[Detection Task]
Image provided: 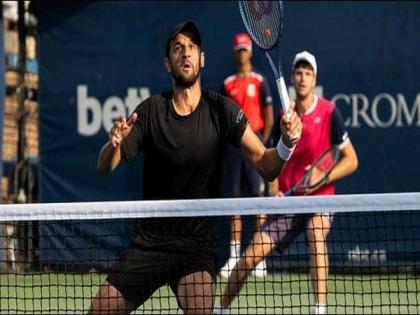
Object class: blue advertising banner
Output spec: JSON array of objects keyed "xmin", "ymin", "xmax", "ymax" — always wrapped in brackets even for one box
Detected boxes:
[
  {"xmin": 37, "ymin": 2, "xmax": 420, "ymax": 269},
  {"xmin": 0, "ymin": 7, "xmax": 5, "ymax": 264}
]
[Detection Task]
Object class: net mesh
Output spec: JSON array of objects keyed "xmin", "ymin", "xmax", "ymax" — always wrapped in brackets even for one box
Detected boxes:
[
  {"xmin": 0, "ymin": 193, "xmax": 419, "ymax": 314},
  {"xmin": 239, "ymin": 1, "xmax": 283, "ymax": 50}
]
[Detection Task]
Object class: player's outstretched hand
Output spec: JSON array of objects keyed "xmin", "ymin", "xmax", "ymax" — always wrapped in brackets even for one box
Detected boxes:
[{"xmin": 109, "ymin": 112, "xmax": 138, "ymax": 147}]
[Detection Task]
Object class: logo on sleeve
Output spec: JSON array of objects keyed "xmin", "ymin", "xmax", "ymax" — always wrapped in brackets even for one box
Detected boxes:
[{"xmin": 236, "ymin": 110, "xmax": 244, "ymax": 124}]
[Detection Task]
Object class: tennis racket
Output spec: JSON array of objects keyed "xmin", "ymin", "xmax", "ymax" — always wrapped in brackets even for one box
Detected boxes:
[
  {"xmin": 284, "ymin": 146, "xmax": 341, "ymax": 196},
  {"xmin": 238, "ymin": 1, "xmax": 290, "ymax": 116}
]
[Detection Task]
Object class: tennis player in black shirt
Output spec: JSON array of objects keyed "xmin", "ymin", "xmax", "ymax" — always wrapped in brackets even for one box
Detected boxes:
[{"xmin": 89, "ymin": 20, "xmax": 302, "ymax": 315}]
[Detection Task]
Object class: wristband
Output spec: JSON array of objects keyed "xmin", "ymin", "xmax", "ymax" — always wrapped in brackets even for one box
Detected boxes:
[{"xmin": 276, "ymin": 137, "xmax": 295, "ymax": 161}]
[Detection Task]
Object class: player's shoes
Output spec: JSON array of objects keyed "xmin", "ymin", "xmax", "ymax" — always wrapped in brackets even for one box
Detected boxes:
[
  {"xmin": 213, "ymin": 305, "xmax": 228, "ymax": 314},
  {"xmin": 252, "ymin": 259, "xmax": 267, "ymax": 278},
  {"xmin": 219, "ymin": 256, "xmax": 239, "ymax": 278}
]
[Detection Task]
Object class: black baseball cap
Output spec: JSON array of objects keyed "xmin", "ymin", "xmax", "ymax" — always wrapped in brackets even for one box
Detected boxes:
[{"xmin": 166, "ymin": 20, "xmax": 202, "ymax": 56}]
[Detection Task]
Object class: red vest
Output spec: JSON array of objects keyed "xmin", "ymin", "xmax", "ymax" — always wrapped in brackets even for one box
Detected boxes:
[
  {"xmin": 224, "ymin": 72, "xmax": 267, "ymax": 132},
  {"xmin": 279, "ymin": 96, "xmax": 336, "ymax": 196}
]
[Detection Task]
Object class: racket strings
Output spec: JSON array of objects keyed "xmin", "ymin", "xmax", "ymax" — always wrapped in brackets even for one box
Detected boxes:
[
  {"xmin": 240, "ymin": 1, "xmax": 283, "ymax": 50},
  {"xmin": 315, "ymin": 156, "xmax": 335, "ymax": 173},
  {"xmin": 301, "ymin": 151, "xmax": 339, "ymax": 189}
]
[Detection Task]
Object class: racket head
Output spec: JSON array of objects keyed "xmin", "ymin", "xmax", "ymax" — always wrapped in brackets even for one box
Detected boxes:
[
  {"xmin": 238, "ymin": 1, "xmax": 284, "ymax": 50},
  {"xmin": 291, "ymin": 146, "xmax": 341, "ymax": 195}
]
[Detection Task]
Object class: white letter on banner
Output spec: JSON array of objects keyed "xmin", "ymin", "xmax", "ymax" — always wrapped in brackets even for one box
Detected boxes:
[
  {"xmin": 396, "ymin": 93, "xmax": 420, "ymax": 127},
  {"xmin": 125, "ymin": 87, "xmax": 150, "ymax": 114},
  {"xmin": 77, "ymin": 85, "xmax": 101, "ymax": 136},
  {"xmin": 125, "ymin": 88, "xmax": 142, "ymax": 114},
  {"xmin": 139, "ymin": 87, "xmax": 150, "ymax": 102},
  {"xmin": 331, "ymin": 93, "xmax": 351, "ymax": 127},
  {"xmin": 371, "ymin": 93, "xmax": 397, "ymax": 128},
  {"xmin": 103, "ymin": 96, "xmax": 125, "ymax": 132},
  {"xmin": 351, "ymin": 93, "xmax": 375, "ymax": 128}
]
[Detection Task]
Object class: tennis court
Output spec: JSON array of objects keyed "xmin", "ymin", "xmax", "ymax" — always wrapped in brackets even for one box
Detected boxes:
[
  {"xmin": 0, "ymin": 194, "xmax": 419, "ymax": 314},
  {"xmin": 1, "ymin": 272, "xmax": 419, "ymax": 314},
  {"xmin": 1, "ymin": 1, "xmax": 420, "ymax": 314}
]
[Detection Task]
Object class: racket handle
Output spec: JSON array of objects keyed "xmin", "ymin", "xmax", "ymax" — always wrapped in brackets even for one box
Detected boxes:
[
  {"xmin": 277, "ymin": 77, "xmax": 299, "ymax": 141},
  {"xmin": 283, "ymin": 190, "xmax": 293, "ymax": 197},
  {"xmin": 276, "ymin": 76, "xmax": 291, "ymax": 117}
]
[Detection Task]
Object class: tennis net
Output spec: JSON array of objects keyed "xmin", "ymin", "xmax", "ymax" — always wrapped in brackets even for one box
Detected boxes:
[{"xmin": 0, "ymin": 192, "xmax": 419, "ymax": 314}]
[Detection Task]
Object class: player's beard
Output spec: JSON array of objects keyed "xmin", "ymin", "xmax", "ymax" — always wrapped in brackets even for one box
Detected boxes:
[{"xmin": 171, "ymin": 64, "xmax": 201, "ymax": 88}]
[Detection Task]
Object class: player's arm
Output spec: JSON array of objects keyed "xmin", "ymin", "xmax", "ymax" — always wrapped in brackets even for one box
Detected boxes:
[
  {"xmin": 327, "ymin": 140, "xmax": 358, "ymax": 184},
  {"xmin": 326, "ymin": 108, "xmax": 359, "ymax": 183},
  {"xmin": 97, "ymin": 113, "xmax": 138, "ymax": 175},
  {"xmin": 268, "ymin": 178, "xmax": 279, "ymax": 196},
  {"xmin": 239, "ymin": 110, "xmax": 301, "ymax": 181},
  {"xmin": 268, "ymin": 179, "xmax": 286, "ymax": 197},
  {"xmin": 97, "ymin": 142, "xmax": 122, "ymax": 175}
]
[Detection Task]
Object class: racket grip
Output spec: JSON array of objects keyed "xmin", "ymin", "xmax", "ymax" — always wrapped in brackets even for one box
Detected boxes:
[
  {"xmin": 276, "ymin": 76, "xmax": 291, "ymax": 117},
  {"xmin": 277, "ymin": 77, "xmax": 299, "ymax": 141},
  {"xmin": 283, "ymin": 190, "xmax": 293, "ymax": 197}
]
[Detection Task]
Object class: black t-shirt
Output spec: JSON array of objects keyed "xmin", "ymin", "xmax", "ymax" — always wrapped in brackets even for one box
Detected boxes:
[{"xmin": 121, "ymin": 89, "xmax": 248, "ymax": 253}]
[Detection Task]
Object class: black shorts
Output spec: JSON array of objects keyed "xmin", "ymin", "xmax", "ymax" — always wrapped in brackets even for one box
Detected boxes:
[
  {"xmin": 261, "ymin": 213, "xmax": 334, "ymax": 254},
  {"xmin": 106, "ymin": 246, "xmax": 217, "ymax": 309}
]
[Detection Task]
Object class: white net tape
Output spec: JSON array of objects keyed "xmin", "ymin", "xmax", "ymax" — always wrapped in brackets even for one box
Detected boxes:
[{"xmin": 0, "ymin": 192, "xmax": 419, "ymax": 221}]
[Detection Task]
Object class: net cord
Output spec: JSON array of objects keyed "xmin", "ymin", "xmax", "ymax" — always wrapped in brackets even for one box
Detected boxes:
[{"xmin": 0, "ymin": 192, "xmax": 419, "ymax": 221}]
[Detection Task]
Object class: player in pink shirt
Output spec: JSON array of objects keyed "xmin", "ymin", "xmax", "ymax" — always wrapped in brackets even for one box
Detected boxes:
[{"xmin": 216, "ymin": 51, "xmax": 358, "ymax": 315}]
